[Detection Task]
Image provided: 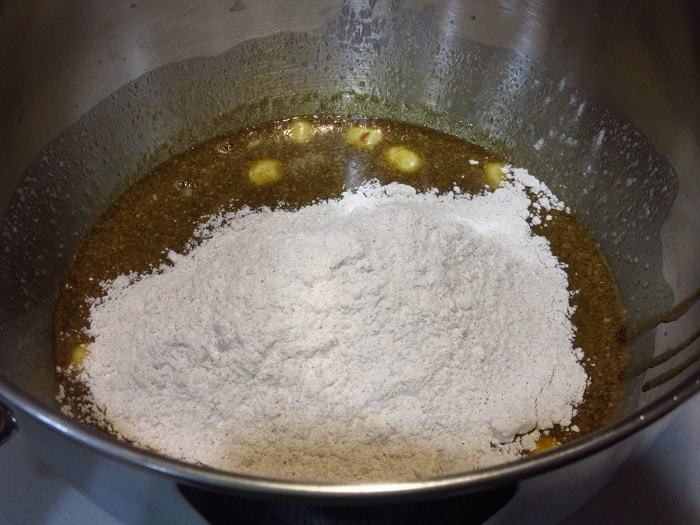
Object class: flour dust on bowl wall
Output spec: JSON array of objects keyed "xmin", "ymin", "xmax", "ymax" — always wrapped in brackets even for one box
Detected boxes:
[{"xmin": 0, "ymin": 1, "xmax": 699, "ymax": 523}]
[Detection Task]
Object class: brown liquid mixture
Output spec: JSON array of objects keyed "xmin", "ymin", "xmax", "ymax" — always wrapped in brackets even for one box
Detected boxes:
[{"xmin": 54, "ymin": 117, "xmax": 628, "ymax": 454}]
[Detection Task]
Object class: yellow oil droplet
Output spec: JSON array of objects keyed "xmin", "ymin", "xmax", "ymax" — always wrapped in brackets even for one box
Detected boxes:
[
  {"xmin": 71, "ymin": 345, "xmax": 88, "ymax": 369},
  {"xmin": 344, "ymin": 125, "xmax": 383, "ymax": 149},
  {"xmin": 532, "ymin": 435, "xmax": 560, "ymax": 455},
  {"xmin": 248, "ymin": 159, "xmax": 283, "ymax": 186},
  {"xmin": 484, "ymin": 162, "xmax": 508, "ymax": 189},
  {"xmin": 383, "ymin": 145, "xmax": 423, "ymax": 173},
  {"xmin": 287, "ymin": 120, "xmax": 314, "ymax": 143}
]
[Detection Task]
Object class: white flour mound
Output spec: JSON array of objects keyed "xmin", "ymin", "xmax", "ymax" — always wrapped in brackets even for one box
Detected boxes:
[{"xmin": 74, "ymin": 170, "xmax": 588, "ymax": 481}]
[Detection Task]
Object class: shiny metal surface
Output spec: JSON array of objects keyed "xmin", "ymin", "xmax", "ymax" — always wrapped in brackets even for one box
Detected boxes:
[{"xmin": 1, "ymin": 0, "xmax": 699, "ymax": 523}]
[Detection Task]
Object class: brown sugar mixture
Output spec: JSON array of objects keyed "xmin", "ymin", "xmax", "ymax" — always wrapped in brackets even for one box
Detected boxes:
[{"xmin": 54, "ymin": 117, "xmax": 628, "ymax": 464}]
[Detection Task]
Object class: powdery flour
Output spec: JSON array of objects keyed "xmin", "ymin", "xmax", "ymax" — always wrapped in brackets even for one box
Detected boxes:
[{"xmin": 71, "ymin": 169, "xmax": 588, "ymax": 481}]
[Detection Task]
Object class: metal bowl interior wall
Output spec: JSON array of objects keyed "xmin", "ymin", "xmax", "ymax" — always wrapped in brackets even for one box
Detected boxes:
[{"xmin": 0, "ymin": 0, "xmax": 698, "ymax": 522}]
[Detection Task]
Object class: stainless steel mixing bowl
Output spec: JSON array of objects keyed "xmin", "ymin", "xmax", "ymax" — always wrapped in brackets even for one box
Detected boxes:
[{"xmin": 1, "ymin": 1, "xmax": 698, "ymax": 523}]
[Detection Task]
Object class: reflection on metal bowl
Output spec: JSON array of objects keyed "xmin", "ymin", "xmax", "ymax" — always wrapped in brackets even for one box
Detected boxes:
[{"xmin": 0, "ymin": 1, "xmax": 698, "ymax": 524}]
